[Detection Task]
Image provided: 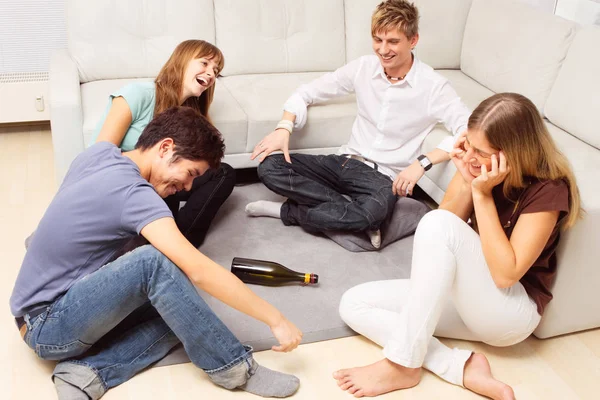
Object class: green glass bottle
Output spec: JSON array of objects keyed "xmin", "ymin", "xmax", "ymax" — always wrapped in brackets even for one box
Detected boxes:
[{"xmin": 231, "ymin": 257, "xmax": 319, "ymax": 286}]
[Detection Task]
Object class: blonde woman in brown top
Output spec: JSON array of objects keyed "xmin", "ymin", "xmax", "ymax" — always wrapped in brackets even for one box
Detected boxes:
[{"xmin": 335, "ymin": 93, "xmax": 582, "ymax": 399}]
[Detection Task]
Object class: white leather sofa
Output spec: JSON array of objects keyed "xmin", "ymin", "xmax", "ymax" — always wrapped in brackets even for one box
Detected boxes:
[{"xmin": 50, "ymin": 0, "xmax": 600, "ymax": 339}]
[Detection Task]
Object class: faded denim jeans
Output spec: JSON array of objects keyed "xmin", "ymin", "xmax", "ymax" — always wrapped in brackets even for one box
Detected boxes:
[
  {"xmin": 258, "ymin": 154, "xmax": 397, "ymax": 232},
  {"xmin": 22, "ymin": 245, "xmax": 254, "ymax": 399}
]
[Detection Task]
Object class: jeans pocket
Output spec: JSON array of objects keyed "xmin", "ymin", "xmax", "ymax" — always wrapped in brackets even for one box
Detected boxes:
[{"xmin": 36, "ymin": 340, "xmax": 92, "ymax": 361}]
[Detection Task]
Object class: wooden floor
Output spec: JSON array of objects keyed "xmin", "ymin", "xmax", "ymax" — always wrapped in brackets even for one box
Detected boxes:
[{"xmin": 1, "ymin": 125, "xmax": 599, "ymax": 400}]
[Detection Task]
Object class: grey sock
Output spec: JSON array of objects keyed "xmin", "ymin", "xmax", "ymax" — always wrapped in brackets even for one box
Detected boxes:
[
  {"xmin": 239, "ymin": 361, "xmax": 300, "ymax": 398},
  {"xmin": 245, "ymin": 200, "xmax": 283, "ymax": 218},
  {"xmin": 54, "ymin": 377, "xmax": 90, "ymax": 400}
]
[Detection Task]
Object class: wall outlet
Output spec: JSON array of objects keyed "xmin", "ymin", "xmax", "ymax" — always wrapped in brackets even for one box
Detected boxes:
[{"xmin": 36, "ymin": 95, "xmax": 45, "ymax": 112}]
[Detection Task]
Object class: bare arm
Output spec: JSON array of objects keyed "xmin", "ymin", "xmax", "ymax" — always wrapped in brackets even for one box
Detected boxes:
[
  {"xmin": 95, "ymin": 97, "xmax": 133, "ymax": 147},
  {"xmin": 473, "ymin": 192, "xmax": 559, "ymax": 288},
  {"xmin": 470, "ymin": 153, "xmax": 561, "ymax": 288},
  {"xmin": 140, "ymin": 217, "xmax": 302, "ymax": 351},
  {"xmin": 439, "ymin": 171, "xmax": 474, "ymax": 221}
]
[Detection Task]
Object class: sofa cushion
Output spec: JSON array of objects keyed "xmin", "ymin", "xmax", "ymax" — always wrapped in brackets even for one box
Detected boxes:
[
  {"xmin": 534, "ymin": 122, "xmax": 600, "ymax": 338},
  {"xmin": 215, "ymin": 0, "xmax": 346, "ymax": 76},
  {"xmin": 461, "ymin": 0, "xmax": 577, "ymax": 111},
  {"xmin": 80, "ymin": 78, "xmax": 248, "ymax": 154},
  {"xmin": 435, "ymin": 70, "xmax": 495, "ymax": 111},
  {"xmin": 545, "ymin": 26, "xmax": 600, "ymax": 150},
  {"xmin": 220, "ymin": 73, "xmax": 356, "ymax": 153},
  {"xmin": 344, "ymin": 0, "xmax": 473, "ymax": 69},
  {"xmin": 67, "ymin": 0, "xmax": 216, "ymax": 83}
]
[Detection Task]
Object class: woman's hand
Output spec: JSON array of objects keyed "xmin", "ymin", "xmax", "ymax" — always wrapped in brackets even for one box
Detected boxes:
[
  {"xmin": 450, "ymin": 133, "xmax": 476, "ymax": 184},
  {"xmin": 471, "ymin": 152, "xmax": 510, "ymax": 197},
  {"xmin": 270, "ymin": 316, "xmax": 303, "ymax": 352},
  {"xmin": 251, "ymin": 129, "xmax": 292, "ymax": 163}
]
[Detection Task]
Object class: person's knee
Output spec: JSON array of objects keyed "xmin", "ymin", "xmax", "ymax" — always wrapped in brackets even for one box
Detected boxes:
[
  {"xmin": 134, "ymin": 245, "xmax": 178, "ymax": 276},
  {"xmin": 415, "ymin": 209, "xmax": 461, "ymax": 238},
  {"xmin": 219, "ymin": 163, "xmax": 236, "ymax": 193},
  {"xmin": 338, "ymin": 286, "xmax": 366, "ymax": 326},
  {"xmin": 257, "ymin": 154, "xmax": 286, "ymax": 180}
]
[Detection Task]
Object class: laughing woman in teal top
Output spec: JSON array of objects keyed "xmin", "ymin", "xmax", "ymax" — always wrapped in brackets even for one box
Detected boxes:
[{"xmin": 93, "ymin": 40, "xmax": 235, "ymax": 250}]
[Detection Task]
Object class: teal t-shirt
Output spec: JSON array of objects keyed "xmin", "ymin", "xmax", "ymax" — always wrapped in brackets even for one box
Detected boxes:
[{"xmin": 91, "ymin": 81, "xmax": 156, "ymax": 151}]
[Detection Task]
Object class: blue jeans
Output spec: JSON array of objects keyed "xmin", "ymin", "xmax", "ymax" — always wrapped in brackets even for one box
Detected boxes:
[
  {"xmin": 258, "ymin": 154, "xmax": 397, "ymax": 232},
  {"xmin": 22, "ymin": 245, "xmax": 253, "ymax": 398}
]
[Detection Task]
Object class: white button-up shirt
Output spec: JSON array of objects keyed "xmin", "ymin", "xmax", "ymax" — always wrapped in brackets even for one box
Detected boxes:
[{"xmin": 283, "ymin": 55, "xmax": 470, "ymax": 179}]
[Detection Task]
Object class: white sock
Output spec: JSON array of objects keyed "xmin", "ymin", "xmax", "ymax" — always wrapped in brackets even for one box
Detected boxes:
[
  {"xmin": 367, "ymin": 229, "xmax": 382, "ymax": 249},
  {"xmin": 245, "ymin": 201, "xmax": 283, "ymax": 219}
]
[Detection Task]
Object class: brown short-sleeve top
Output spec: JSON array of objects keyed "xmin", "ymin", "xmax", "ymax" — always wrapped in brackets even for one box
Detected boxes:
[{"xmin": 492, "ymin": 178, "xmax": 570, "ymax": 315}]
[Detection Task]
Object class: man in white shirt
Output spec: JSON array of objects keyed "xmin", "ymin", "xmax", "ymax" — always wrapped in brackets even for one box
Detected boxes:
[{"xmin": 246, "ymin": 0, "xmax": 470, "ymax": 249}]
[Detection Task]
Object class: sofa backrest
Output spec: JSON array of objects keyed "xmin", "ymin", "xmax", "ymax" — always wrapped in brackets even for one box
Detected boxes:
[
  {"xmin": 545, "ymin": 26, "xmax": 600, "ymax": 150},
  {"xmin": 345, "ymin": 0, "xmax": 473, "ymax": 69},
  {"xmin": 66, "ymin": 0, "xmax": 216, "ymax": 83},
  {"xmin": 215, "ymin": 0, "xmax": 346, "ymax": 76},
  {"xmin": 461, "ymin": 0, "xmax": 577, "ymax": 111}
]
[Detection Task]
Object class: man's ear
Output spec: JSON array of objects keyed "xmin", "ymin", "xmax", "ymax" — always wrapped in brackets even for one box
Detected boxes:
[
  {"xmin": 410, "ymin": 33, "xmax": 420, "ymax": 49},
  {"xmin": 158, "ymin": 138, "xmax": 175, "ymax": 158}
]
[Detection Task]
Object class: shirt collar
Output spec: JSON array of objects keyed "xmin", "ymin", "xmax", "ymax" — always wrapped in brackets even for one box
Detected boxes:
[{"xmin": 372, "ymin": 53, "xmax": 420, "ymax": 87}]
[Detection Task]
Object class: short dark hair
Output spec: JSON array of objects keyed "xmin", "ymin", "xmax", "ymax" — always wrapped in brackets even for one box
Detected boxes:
[{"xmin": 135, "ymin": 106, "xmax": 225, "ymax": 168}]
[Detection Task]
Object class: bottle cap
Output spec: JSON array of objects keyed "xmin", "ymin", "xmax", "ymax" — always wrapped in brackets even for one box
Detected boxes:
[{"xmin": 311, "ymin": 274, "xmax": 319, "ymax": 284}]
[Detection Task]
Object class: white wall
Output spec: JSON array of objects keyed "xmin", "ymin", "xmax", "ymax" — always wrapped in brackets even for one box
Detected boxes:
[
  {"xmin": 0, "ymin": 0, "xmax": 67, "ymax": 77},
  {"xmin": 556, "ymin": 0, "xmax": 600, "ymax": 25},
  {"xmin": 520, "ymin": 0, "xmax": 558, "ymax": 13}
]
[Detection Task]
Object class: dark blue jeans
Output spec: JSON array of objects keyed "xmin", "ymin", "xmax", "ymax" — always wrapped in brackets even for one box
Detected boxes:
[
  {"xmin": 22, "ymin": 245, "xmax": 252, "ymax": 398},
  {"xmin": 258, "ymin": 154, "xmax": 397, "ymax": 232}
]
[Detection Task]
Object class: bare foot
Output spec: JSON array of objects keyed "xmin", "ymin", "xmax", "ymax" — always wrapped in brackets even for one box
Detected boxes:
[
  {"xmin": 332, "ymin": 358, "xmax": 421, "ymax": 397},
  {"xmin": 463, "ymin": 353, "xmax": 515, "ymax": 400}
]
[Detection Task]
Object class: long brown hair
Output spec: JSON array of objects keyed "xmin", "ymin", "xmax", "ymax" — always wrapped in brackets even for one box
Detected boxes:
[
  {"xmin": 154, "ymin": 40, "xmax": 225, "ymax": 124},
  {"xmin": 468, "ymin": 93, "xmax": 583, "ymax": 228}
]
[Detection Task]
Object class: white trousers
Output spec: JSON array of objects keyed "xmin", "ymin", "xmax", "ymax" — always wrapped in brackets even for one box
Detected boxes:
[{"xmin": 339, "ymin": 209, "xmax": 541, "ymax": 386}]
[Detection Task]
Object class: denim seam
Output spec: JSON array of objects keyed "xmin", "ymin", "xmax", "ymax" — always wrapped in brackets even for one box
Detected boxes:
[
  {"xmin": 129, "ymin": 329, "xmax": 174, "ymax": 365},
  {"xmin": 182, "ymin": 172, "xmax": 227, "ymax": 237}
]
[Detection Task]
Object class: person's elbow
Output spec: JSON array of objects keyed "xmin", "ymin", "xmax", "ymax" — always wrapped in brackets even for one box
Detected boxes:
[{"xmin": 490, "ymin": 266, "xmax": 520, "ymax": 289}]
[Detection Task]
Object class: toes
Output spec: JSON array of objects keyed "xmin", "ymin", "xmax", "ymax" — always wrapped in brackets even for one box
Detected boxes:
[
  {"xmin": 334, "ymin": 369, "xmax": 351, "ymax": 379},
  {"xmin": 348, "ymin": 385, "xmax": 360, "ymax": 394},
  {"xmin": 353, "ymin": 389, "xmax": 365, "ymax": 398},
  {"xmin": 340, "ymin": 380, "xmax": 354, "ymax": 390}
]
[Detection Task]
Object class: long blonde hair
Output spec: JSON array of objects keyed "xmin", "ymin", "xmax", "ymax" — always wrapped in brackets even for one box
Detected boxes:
[
  {"xmin": 154, "ymin": 40, "xmax": 224, "ymax": 123},
  {"xmin": 468, "ymin": 93, "xmax": 583, "ymax": 228}
]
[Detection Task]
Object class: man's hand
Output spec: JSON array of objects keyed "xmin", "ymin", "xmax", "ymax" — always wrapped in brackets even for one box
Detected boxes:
[
  {"xmin": 393, "ymin": 161, "xmax": 425, "ymax": 196},
  {"xmin": 251, "ymin": 128, "xmax": 292, "ymax": 163},
  {"xmin": 270, "ymin": 315, "xmax": 303, "ymax": 352}
]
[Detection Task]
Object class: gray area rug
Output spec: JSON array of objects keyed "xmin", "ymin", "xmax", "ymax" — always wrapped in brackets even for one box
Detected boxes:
[{"xmin": 156, "ymin": 183, "xmax": 417, "ymax": 367}]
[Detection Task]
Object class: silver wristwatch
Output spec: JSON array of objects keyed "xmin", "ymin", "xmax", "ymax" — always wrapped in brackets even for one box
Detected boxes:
[{"xmin": 417, "ymin": 154, "xmax": 432, "ymax": 171}]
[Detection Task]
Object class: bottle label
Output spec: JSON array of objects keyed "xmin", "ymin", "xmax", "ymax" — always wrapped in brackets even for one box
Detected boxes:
[{"xmin": 304, "ymin": 273, "xmax": 310, "ymax": 284}]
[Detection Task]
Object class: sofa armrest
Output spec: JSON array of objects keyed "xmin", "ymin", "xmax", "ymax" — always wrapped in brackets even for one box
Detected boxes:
[{"xmin": 49, "ymin": 49, "xmax": 84, "ymax": 186}]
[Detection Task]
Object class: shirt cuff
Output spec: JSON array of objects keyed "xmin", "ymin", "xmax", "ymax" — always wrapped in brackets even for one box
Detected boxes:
[{"xmin": 283, "ymin": 93, "xmax": 308, "ymax": 129}]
